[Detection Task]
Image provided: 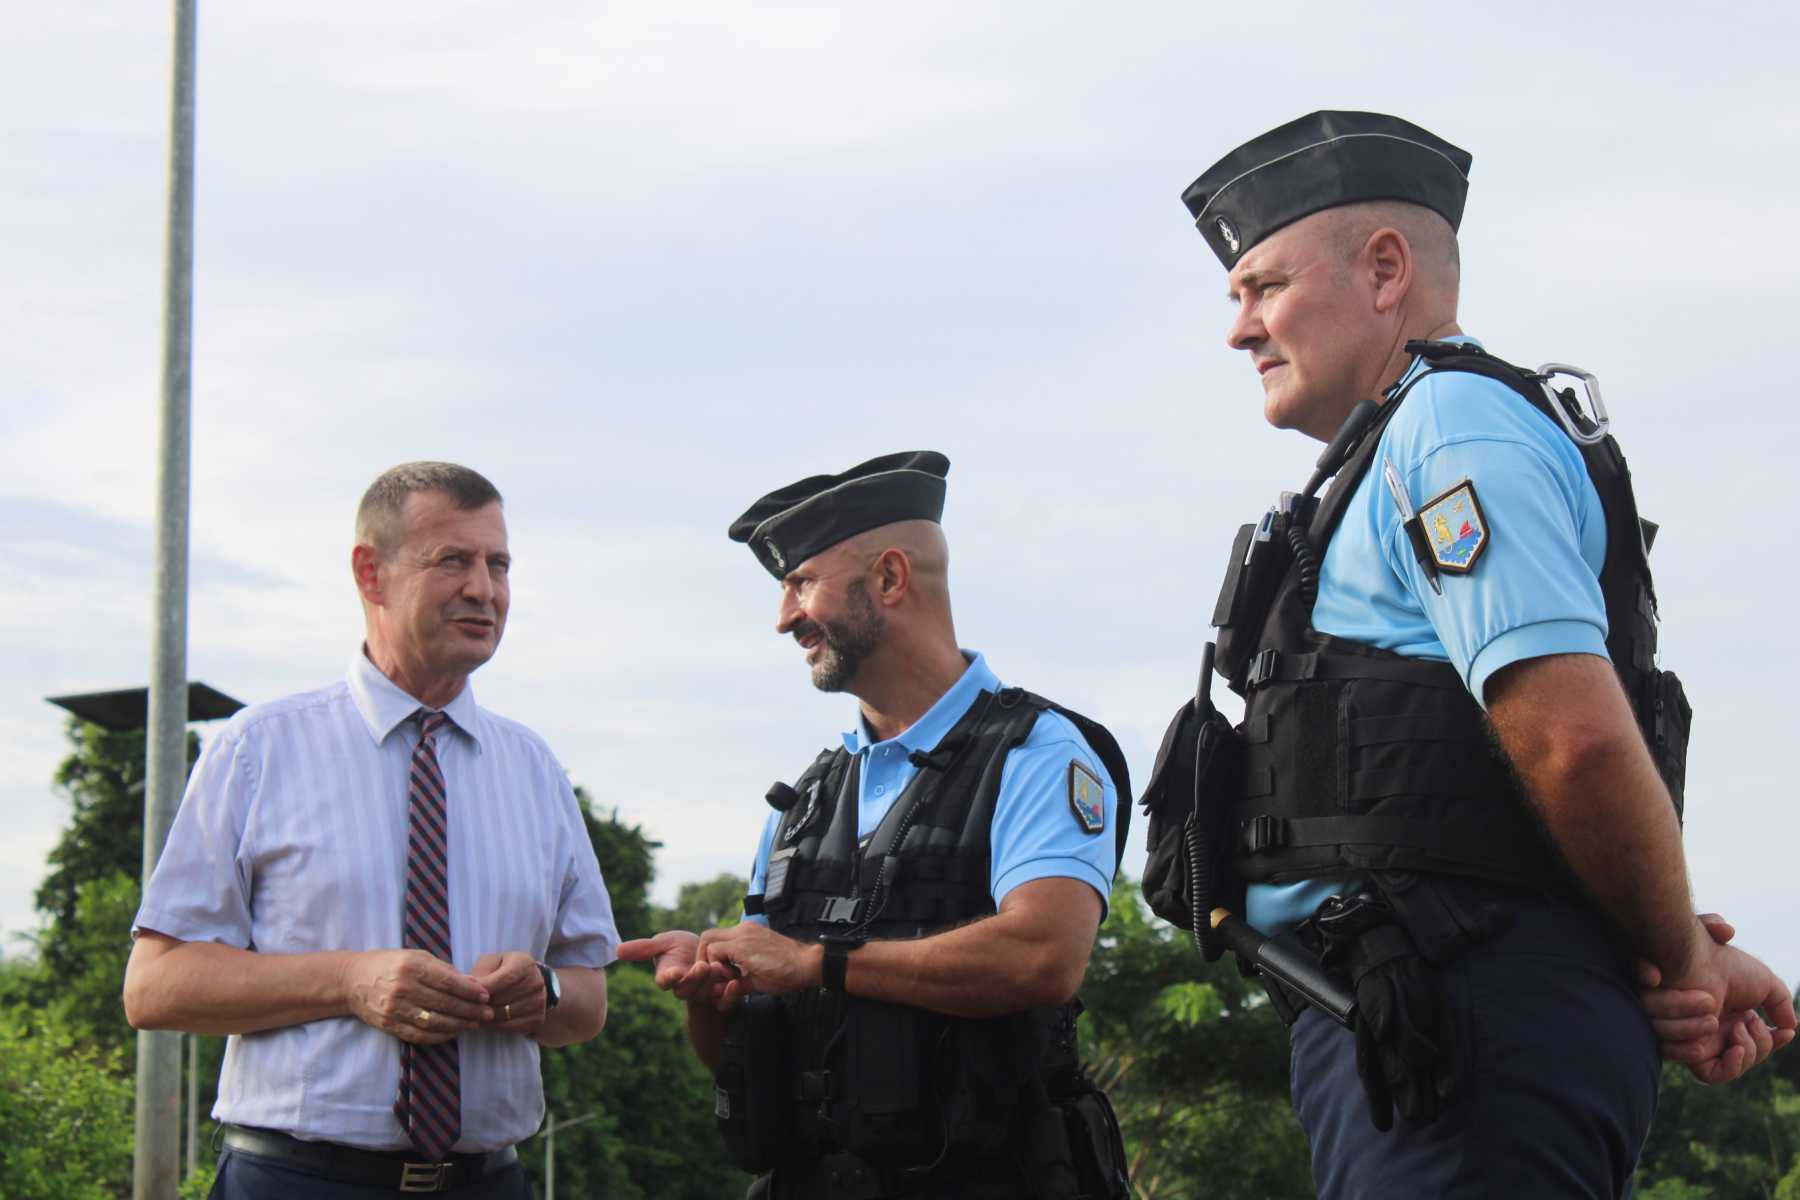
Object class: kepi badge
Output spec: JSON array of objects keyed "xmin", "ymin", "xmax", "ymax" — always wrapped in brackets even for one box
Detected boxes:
[
  {"xmin": 1417, "ymin": 479, "xmax": 1490, "ymax": 573},
  {"xmin": 1068, "ymin": 761, "xmax": 1105, "ymax": 835}
]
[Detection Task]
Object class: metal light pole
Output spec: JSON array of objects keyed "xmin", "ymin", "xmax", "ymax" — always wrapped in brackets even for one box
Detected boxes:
[
  {"xmin": 540, "ymin": 1110, "xmax": 601, "ymax": 1200},
  {"xmin": 135, "ymin": 2, "xmax": 198, "ymax": 1197},
  {"xmin": 185, "ymin": 1034, "xmax": 199, "ymax": 1179}
]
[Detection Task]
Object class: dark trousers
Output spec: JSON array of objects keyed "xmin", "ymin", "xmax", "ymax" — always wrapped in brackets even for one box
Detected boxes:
[
  {"xmin": 1290, "ymin": 893, "xmax": 1660, "ymax": 1199},
  {"xmin": 210, "ymin": 1147, "xmax": 533, "ymax": 1199}
]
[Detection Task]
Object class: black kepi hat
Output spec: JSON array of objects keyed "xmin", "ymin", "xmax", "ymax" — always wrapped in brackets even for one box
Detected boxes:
[
  {"xmin": 1181, "ymin": 110, "xmax": 1472, "ymax": 269},
  {"xmin": 728, "ymin": 450, "xmax": 950, "ymax": 579}
]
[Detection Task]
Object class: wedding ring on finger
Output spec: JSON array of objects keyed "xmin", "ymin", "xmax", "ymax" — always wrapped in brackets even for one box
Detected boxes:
[
  {"xmin": 416, "ymin": 1009, "xmax": 433, "ymax": 1029},
  {"xmin": 503, "ymin": 1003, "xmax": 512, "ymax": 1021}
]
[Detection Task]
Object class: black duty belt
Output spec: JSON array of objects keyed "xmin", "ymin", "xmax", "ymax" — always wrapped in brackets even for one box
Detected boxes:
[{"xmin": 222, "ymin": 1125, "xmax": 518, "ymax": 1193}]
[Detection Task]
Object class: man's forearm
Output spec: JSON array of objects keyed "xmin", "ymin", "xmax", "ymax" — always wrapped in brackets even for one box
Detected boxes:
[
  {"xmin": 842, "ymin": 914, "xmax": 1086, "ymax": 1017},
  {"xmin": 124, "ymin": 936, "xmax": 354, "ymax": 1035},
  {"xmin": 537, "ymin": 965, "xmax": 606, "ymax": 1047},
  {"xmin": 1487, "ymin": 654, "xmax": 1704, "ymax": 976}
]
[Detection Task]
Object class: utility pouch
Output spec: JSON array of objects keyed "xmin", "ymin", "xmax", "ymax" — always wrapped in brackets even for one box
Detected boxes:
[
  {"xmin": 1059, "ymin": 1082, "xmax": 1131, "ymax": 1200},
  {"xmin": 1649, "ymin": 668, "xmax": 1692, "ymax": 820},
  {"xmin": 1140, "ymin": 643, "xmax": 1245, "ymax": 958},
  {"xmin": 1213, "ymin": 507, "xmax": 1298, "ymax": 690},
  {"xmin": 714, "ymin": 995, "xmax": 793, "ymax": 1173},
  {"xmin": 839, "ymin": 998, "xmax": 943, "ymax": 1166}
]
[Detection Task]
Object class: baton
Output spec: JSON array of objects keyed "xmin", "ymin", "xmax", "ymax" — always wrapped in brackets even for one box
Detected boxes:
[{"xmin": 1210, "ymin": 908, "xmax": 1358, "ymax": 1029}]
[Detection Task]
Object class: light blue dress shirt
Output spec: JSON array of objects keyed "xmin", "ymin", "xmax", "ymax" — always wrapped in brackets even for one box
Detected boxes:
[
  {"xmin": 746, "ymin": 652, "xmax": 1118, "ymax": 921},
  {"xmin": 134, "ymin": 650, "xmax": 619, "ymax": 1152},
  {"xmin": 1247, "ymin": 338, "xmax": 1610, "ymax": 934}
]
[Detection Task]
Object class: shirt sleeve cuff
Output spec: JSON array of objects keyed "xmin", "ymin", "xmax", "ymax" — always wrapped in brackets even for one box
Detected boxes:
[
  {"xmin": 1469, "ymin": 619, "xmax": 1610, "ymax": 707},
  {"xmin": 129, "ymin": 908, "xmax": 252, "ymax": 949},
  {"xmin": 993, "ymin": 858, "xmax": 1113, "ymax": 918}
]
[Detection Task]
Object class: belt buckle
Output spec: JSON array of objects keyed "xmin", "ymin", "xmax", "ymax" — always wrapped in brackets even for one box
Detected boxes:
[{"xmin": 400, "ymin": 1161, "xmax": 450, "ymax": 1192}]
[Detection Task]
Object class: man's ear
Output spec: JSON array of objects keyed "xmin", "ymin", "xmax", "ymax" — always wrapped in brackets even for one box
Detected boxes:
[
  {"xmin": 870, "ymin": 548, "xmax": 912, "ymax": 607},
  {"xmin": 351, "ymin": 544, "xmax": 384, "ymax": 606},
  {"xmin": 1366, "ymin": 227, "xmax": 1413, "ymax": 315}
]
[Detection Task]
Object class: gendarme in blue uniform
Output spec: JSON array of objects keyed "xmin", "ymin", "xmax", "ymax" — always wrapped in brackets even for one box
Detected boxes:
[
  {"xmin": 747, "ymin": 651, "xmax": 1119, "ymax": 921},
  {"xmin": 1247, "ymin": 336, "xmax": 1608, "ymax": 936}
]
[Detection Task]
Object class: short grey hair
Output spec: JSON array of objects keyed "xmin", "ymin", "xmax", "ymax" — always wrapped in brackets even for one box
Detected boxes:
[{"xmin": 355, "ymin": 462, "xmax": 502, "ymax": 558}]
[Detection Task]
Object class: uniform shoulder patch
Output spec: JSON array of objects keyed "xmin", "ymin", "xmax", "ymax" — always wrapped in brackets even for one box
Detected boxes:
[
  {"xmin": 1417, "ymin": 479, "xmax": 1490, "ymax": 573},
  {"xmin": 1068, "ymin": 760, "xmax": 1105, "ymax": 835}
]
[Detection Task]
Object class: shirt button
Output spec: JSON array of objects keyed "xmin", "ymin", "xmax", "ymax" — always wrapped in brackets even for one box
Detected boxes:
[{"xmin": 874, "ymin": 784, "xmax": 886, "ymax": 796}]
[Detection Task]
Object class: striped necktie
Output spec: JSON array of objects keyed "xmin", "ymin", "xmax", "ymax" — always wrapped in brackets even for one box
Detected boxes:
[{"xmin": 394, "ymin": 708, "xmax": 461, "ymax": 1160}]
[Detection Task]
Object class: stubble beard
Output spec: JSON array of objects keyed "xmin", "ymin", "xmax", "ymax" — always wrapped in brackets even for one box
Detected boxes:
[{"xmin": 807, "ymin": 582, "xmax": 885, "ymax": 693}]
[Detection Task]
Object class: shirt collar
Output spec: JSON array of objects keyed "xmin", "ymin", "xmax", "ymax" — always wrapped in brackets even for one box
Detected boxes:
[
  {"xmin": 346, "ymin": 647, "xmax": 484, "ymax": 752},
  {"xmin": 840, "ymin": 650, "xmax": 999, "ymax": 757}
]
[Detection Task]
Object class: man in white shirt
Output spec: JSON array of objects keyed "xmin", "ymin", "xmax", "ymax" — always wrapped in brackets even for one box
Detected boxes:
[{"xmin": 125, "ymin": 461, "xmax": 618, "ymax": 1198}]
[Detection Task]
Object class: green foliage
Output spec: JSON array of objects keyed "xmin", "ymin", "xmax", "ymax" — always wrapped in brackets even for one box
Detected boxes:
[
  {"xmin": 1083, "ymin": 878, "xmax": 1310, "ymax": 1200},
  {"xmin": 526, "ymin": 966, "xmax": 749, "ymax": 1199},
  {"xmin": 178, "ymin": 1164, "xmax": 217, "ymax": 1199},
  {"xmin": 528, "ymin": 800, "xmax": 747, "ymax": 1198},
  {"xmin": 46, "ymin": 871, "xmax": 143, "ymax": 1061},
  {"xmin": 574, "ymin": 788, "xmax": 658, "ymax": 942},
  {"xmin": 36, "ymin": 721, "xmax": 197, "ymax": 979},
  {"xmin": 0, "ymin": 1007, "xmax": 133, "ymax": 1199},
  {"xmin": 1636, "ymin": 1059, "xmax": 1800, "ymax": 1199},
  {"xmin": 653, "ymin": 873, "xmax": 747, "ymax": 934}
]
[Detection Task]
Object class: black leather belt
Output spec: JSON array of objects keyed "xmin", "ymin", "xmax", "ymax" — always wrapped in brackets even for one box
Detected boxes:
[{"xmin": 222, "ymin": 1125, "xmax": 518, "ymax": 1193}]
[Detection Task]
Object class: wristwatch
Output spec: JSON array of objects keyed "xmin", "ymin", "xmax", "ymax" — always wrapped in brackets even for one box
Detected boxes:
[
  {"xmin": 820, "ymin": 935, "xmax": 865, "ymax": 992},
  {"xmin": 537, "ymin": 962, "xmax": 562, "ymax": 1011}
]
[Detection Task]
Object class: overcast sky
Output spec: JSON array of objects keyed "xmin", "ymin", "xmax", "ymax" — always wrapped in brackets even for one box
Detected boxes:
[{"xmin": 4, "ymin": 3, "xmax": 1797, "ymax": 989}]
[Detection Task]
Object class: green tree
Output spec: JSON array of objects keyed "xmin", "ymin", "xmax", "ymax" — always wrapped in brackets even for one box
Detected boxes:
[
  {"xmin": 653, "ymin": 873, "xmax": 747, "ymax": 933},
  {"xmin": 529, "ymin": 802, "xmax": 748, "ymax": 1198},
  {"xmin": 1081, "ymin": 878, "xmax": 1311, "ymax": 1199},
  {"xmin": 0, "ymin": 1007, "xmax": 134, "ymax": 1199},
  {"xmin": 575, "ymin": 788, "xmax": 656, "ymax": 942},
  {"xmin": 35, "ymin": 720, "xmax": 196, "ymax": 982}
]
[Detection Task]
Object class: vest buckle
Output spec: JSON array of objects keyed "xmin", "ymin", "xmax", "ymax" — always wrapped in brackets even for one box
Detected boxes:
[
  {"xmin": 1243, "ymin": 813, "xmax": 1285, "ymax": 853},
  {"xmin": 819, "ymin": 896, "xmax": 861, "ymax": 924},
  {"xmin": 1247, "ymin": 649, "xmax": 1280, "ymax": 689}
]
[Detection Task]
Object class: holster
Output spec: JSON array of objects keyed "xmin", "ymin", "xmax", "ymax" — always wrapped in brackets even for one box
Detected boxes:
[
  {"xmin": 1369, "ymin": 871, "xmax": 1512, "ymax": 966},
  {"xmin": 715, "ymin": 995, "xmax": 795, "ymax": 1173}
]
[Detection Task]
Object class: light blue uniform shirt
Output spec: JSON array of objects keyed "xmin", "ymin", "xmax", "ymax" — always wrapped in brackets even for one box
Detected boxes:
[
  {"xmin": 1246, "ymin": 338, "xmax": 1609, "ymax": 934},
  {"xmin": 134, "ymin": 651, "xmax": 619, "ymax": 1152},
  {"xmin": 746, "ymin": 652, "xmax": 1118, "ymax": 920}
]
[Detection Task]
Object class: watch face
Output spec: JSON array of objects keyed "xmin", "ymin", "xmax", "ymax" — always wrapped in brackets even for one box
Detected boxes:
[{"xmin": 540, "ymin": 963, "xmax": 562, "ymax": 1009}]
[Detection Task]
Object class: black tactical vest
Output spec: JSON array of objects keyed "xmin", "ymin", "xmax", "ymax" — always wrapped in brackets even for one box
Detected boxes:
[
  {"xmin": 1210, "ymin": 342, "xmax": 1691, "ymax": 891},
  {"xmin": 739, "ymin": 685, "xmax": 1131, "ymax": 1170}
]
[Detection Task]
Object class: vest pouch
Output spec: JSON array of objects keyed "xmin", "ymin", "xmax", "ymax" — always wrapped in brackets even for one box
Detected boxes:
[
  {"xmin": 714, "ymin": 994, "xmax": 794, "ymax": 1173},
  {"xmin": 1140, "ymin": 696, "xmax": 1245, "ymax": 956},
  {"xmin": 839, "ymin": 997, "xmax": 945, "ymax": 1166},
  {"xmin": 1649, "ymin": 668, "xmax": 1691, "ymax": 820},
  {"xmin": 1059, "ymin": 1081, "xmax": 1130, "ymax": 1200},
  {"xmin": 1213, "ymin": 512, "xmax": 1295, "ymax": 690}
]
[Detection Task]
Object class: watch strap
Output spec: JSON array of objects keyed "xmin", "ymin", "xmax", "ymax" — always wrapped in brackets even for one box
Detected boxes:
[{"xmin": 821, "ymin": 939, "xmax": 859, "ymax": 992}]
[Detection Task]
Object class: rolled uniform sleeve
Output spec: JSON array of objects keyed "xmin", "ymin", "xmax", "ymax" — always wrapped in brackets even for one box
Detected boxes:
[
  {"xmin": 1376, "ymin": 371, "xmax": 1610, "ymax": 703},
  {"xmin": 988, "ymin": 719, "xmax": 1118, "ymax": 913},
  {"xmin": 133, "ymin": 725, "xmax": 257, "ymax": 947}
]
